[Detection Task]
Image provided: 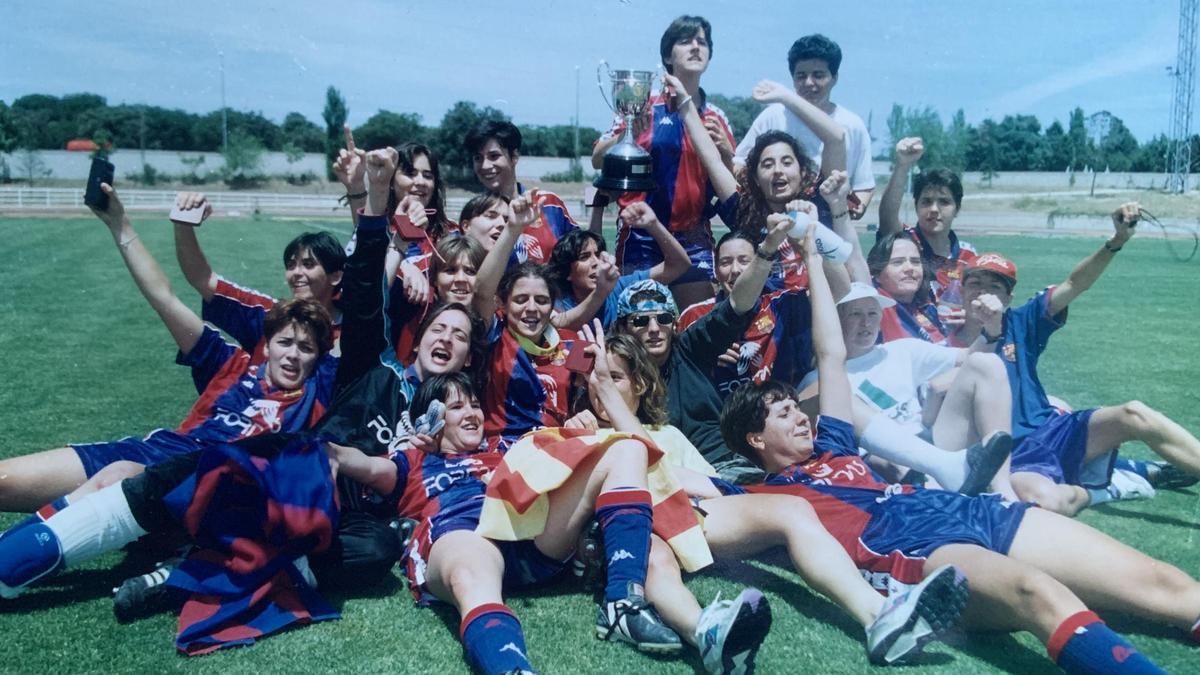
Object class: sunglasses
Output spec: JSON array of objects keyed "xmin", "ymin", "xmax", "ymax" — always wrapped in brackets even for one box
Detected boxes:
[{"xmin": 628, "ymin": 312, "xmax": 676, "ymax": 328}]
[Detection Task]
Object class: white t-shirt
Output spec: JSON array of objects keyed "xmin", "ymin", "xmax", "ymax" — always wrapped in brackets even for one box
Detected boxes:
[
  {"xmin": 799, "ymin": 338, "xmax": 959, "ymax": 435},
  {"xmin": 734, "ymin": 102, "xmax": 875, "ymax": 192}
]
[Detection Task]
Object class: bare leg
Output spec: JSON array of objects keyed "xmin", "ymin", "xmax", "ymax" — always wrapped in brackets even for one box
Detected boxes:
[
  {"xmin": 1007, "ymin": 507, "xmax": 1200, "ymax": 630},
  {"xmin": 534, "ymin": 438, "xmax": 649, "ymax": 560},
  {"xmin": 925, "ymin": 543, "xmax": 1084, "ymax": 641},
  {"xmin": 931, "ymin": 353, "xmax": 1011, "ymax": 451},
  {"xmin": 65, "ymin": 461, "xmax": 145, "ymax": 503},
  {"xmin": 644, "ymin": 535, "xmax": 703, "ymax": 644},
  {"xmin": 1086, "ymin": 401, "xmax": 1200, "ymax": 477},
  {"xmin": 701, "ymin": 494, "xmax": 883, "ymax": 627},
  {"xmin": 1010, "ymin": 471, "xmax": 1089, "ymax": 517},
  {"xmin": 0, "ymin": 447, "xmax": 89, "ymax": 512},
  {"xmin": 425, "ymin": 529, "xmax": 506, "ymax": 613}
]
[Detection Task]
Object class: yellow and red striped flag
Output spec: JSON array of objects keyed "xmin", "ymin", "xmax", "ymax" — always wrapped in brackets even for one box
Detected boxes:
[{"xmin": 477, "ymin": 428, "xmax": 713, "ymax": 572}]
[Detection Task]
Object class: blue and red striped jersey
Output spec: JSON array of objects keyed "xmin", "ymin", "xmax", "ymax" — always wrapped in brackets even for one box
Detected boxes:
[
  {"xmin": 202, "ymin": 276, "xmax": 342, "ymax": 365},
  {"xmin": 482, "ymin": 319, "xmax": 579, "ymax": 450},
  {"xmin": 175, "ymin": 326, "xmax": 334, "ymax": 442}
]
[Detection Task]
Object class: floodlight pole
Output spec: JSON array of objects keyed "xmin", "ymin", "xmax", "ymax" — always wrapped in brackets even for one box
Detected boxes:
[
  {"xmin": 220, "ymin": 51, "xmax": 228, "ymax": 153},
  {"xmin": 1166, "ymin": 0, "xmax": 1197, "ymax": 193}
]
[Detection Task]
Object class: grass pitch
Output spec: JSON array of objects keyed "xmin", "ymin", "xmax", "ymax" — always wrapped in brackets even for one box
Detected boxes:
[{"xmin": 0, "ymin": 215, "xmax": 1197, "ymax": 673}]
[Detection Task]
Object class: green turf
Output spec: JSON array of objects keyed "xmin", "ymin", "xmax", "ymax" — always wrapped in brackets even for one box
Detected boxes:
[{"xmin": 1, "ymin": 216, "xmax": 1198, "ymax": 673}]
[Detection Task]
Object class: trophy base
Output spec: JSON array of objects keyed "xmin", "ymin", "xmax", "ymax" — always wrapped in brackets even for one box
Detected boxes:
[{"xmin": 593, "ymin": 175, "xmax": 657, "ymax": 193}]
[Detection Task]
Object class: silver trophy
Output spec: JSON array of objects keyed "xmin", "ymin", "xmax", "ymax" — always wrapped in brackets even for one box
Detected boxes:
[{"xmin": 594, "ymin": 61, "xmax": 658, "ymax": 193}]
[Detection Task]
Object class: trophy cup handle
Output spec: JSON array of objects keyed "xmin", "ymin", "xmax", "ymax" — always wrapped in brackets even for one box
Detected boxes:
[{"xmin": 597, "ymin": 60, "xmax": 615, "ymax": 113}]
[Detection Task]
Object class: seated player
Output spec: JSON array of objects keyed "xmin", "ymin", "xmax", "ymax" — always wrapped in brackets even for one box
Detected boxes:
[
  {"xmin": 947, "ymin": 204, "xmax": 1200, "ymax": 515},
  {"xmin": 171, "ymin": 191, "xmax": 345, "ymax": 359},
  {"xmin": 592, "ymin": 15, "xmax": 734, "ymax": 309},
  {"xmin": 877, "ymin": 137, "xmax": 977, "ymax": 319},
  {"xmin": 546, "ymin": 202, "xmax": 690, "ymax": 330},
  {"xmin": 327, "ymin": 373, "xmax": 678, "ymax": 673},
  {"xmin": 677, "ymin": 230, "xmax": 815, "ymax": 399},
  {"xmin": 868, "ymin": 232, "xmax": 947, "ymax": 343},
  {"xmin": 734, "ymin": 34, "xmax": 875, "ymax": 218},
  {"xmin": 570, "ymin": 323, "xmax": 967, "ymax": 670},
  {"xmin": 716, "ymin": 225, "xmax": 1200, "ymax": 674},
  {"xmin": 802, "ymin": 281, "xmax": 1014, "ymax": 497},
  {"xmin": 0, "ymin": 184, "xmax": 336, "ymax": 513},
  {"xmin": 464, "ymin": 119, "xmax": 577, "ymax": 264}
]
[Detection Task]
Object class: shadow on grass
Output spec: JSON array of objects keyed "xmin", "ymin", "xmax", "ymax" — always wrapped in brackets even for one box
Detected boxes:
[
  {"xmin": 1092, "ymin": 501, "xmax": 1200, "ymax": 530},
  {"xmin": 939, "ymin": 630, "xmax": 1059, "ymax": 674},
  {"xmin": 0, "ymin": 551, "xmax": 157, "ymax": 614}
]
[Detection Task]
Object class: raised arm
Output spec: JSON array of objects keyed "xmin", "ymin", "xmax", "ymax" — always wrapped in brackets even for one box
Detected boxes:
[
  {"xmin": 472, "ymin": 193, "xmax": 538, "ymax": 324},
  {"xmin": 621, "ymin": 201, "xmax": 690, "ymax": 284},
  {"xmin": 803, "ymin": 223, "xmax": 852, "ymax": 420},
  {"xmin": 552, "ymin": 252, "xmax": 618, "ymax": 330},
  {"xmin": 818, "ymin": 170, "xmax": 870, "ymax": 286},
  {"xmin": 729, "ymin": 210, "xmax": 794, "ymax": 313},
  {"xmin": 90, "ymin": 184, "xmax": 204, "ymax": 355},
  {"xmin": 879, "ymin": 137, "xmax": 923, "ymax": 237},
  {"xmin": 333, "ymin": 126, "xmax": 368, "ymax": 224},
  {"xmin": 170, "ymin": 192, "xmax": 217, "ymax": 301},
  {"xmin": 751, "ymin": 80, "xmax": 846, "ymax": 175},
  {"xmin": 579, "ymin": 320, "xmax": 647, "ymax": 437},
  {"xmin": 1047, "ymin": 202, "xmax": 1138, "ymax": 316},
  {"xmin": 666, "ymin": 74, "xmax": 738, "ymax": 201}
]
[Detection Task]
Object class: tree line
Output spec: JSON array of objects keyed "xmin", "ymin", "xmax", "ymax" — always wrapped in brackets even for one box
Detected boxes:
[{"xmin": 1, "ymin": 89, "xmax": 1196, "ymax": 185}]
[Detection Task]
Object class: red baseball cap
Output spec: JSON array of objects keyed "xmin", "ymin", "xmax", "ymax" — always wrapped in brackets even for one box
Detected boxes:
[{"xmin": 967, "ymin": 253, "xmax": 1018, "ymax": 284}]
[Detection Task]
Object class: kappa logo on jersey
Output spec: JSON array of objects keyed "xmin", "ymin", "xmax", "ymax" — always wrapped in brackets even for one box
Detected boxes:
[
  {"xmin": 500, "ymin": 643, "xmax": 527, "ymax": 659},
  {"xmin": 1002, "ymin": 342, "xmax": 1017, "ymax": 362}
]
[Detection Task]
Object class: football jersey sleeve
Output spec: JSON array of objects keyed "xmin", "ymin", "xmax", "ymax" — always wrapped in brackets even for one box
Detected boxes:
[
  {"xmin": 675, "ymin": 298, "xmax": 756, "ymax": 367},
  {"xmin": 202, "ymin": 277, "xmax": 275, "ymax": 353},
  {"xmin": 335, "ymin": 213, "xmax": 391, "ymax": 393},
  {"xmin": 176, "ymin": 325, "xmax": 239, "ymax": 394},
  {"xmin": 812, "ymin": 415, "xmax": 858, "ymax": 458}
]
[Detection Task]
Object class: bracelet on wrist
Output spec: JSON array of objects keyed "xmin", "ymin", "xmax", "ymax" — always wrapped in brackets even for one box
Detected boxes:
[
  {"xmin": 1104, "ymin": 240, "xmax": 1122, "ymax": 253},
  {"xmin": 755, "ymin": 246, "xmax": 779, "ymax": 262},
  {"xmin": 676, "ymin": 95, "xmax": 693, "ymax": 109},
  {"xmin": 339, "ymin": 191, "xmax": 368, "ymax": 206},
  {"xmin": 831, "ymin": 210, "xmax": 849, "ymax": 219}
]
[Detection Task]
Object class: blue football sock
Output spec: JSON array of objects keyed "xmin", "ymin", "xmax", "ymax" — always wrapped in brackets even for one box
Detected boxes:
[
  {"xmin": 0, "ymin": 521, "xmax": 65, "ymax": 598},
  {"xmin": 1048, "ymin": 611, "xmax": 1166, "ymax": 674},
  {"xmin": 595, "ymin": 487, "xmax": 653, "ymax": 602},
  {"xmin": 11, "ymin": 495, "xmax": 71, "ymax": 531},
  {"xmin": 460, "ymin": 603, "xmax": 532, "ymax": 674}
]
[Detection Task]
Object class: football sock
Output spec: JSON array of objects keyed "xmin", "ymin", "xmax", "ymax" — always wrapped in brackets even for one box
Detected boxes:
[
  {"xmin": 1047, "ymin": 611, "xmax": 1165, "ymax": 674},
  {"xmin": 45, "ymin": 483, "xmax": 148, "ymax": 566},
  {"xmin": 860, "ymin": 417, "xmax": 967, "ymax": 490},
  {"xmin": 1190, "ymin": 615, "xmax": 1200, "ymax": 643},
  {"xmin": 10, "ymin": 495, "xmax": 71, "ymax": 531},
  {"xmin": 461, "ymin": 603, "xmax": 533, "ymax": 674},
  {"xmin": 0, "ymin": 521, "xmax": 64, "ymax": 598},
  {"xmin": 596, "ymin": 487, "xmax": 653, "ymax": 602}
]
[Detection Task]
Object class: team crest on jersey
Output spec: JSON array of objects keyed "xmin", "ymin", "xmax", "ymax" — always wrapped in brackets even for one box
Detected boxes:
[
  {"xmin": 752, "ymin": 315, "xmax": 775, "ymax": 335},
  {"xmin": 241, "ymin": 399, "xmax": 282, "ymax": 432},
  {"xmin": 1003, "ymin": 342, "xmax": 1017, "ymax": 362},
  {"xmin": 515, "ymin": 234, "xmax": 543, "ymax": 263}
]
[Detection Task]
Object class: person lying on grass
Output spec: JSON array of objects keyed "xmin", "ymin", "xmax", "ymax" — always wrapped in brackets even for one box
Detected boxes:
[
  {"xmin": 326, "ymin": 371, "xmax": 680, "ymax": 674},
  {"xmin": 712, "ymin": 223, "xmax": 1200, "ymax": 675},
  {"xmin": 945, "ymin": 203, "xmax": 1200, "ymax": 516},
  {"xmin": 567, "ymin": 322, "xmax": 968, "ymax": 671},
  {"xmin": 0, "ymin": 183, "xmax": 336, "ymax": 514}
]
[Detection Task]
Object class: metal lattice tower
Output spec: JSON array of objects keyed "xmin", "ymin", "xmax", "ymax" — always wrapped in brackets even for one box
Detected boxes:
[{"xmin": 1166, "ymin": 0, "xmax": 1198, "ymax": 193}]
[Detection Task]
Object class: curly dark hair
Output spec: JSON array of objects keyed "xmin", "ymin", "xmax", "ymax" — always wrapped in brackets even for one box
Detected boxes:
[
  {"xmin": 734, "ymin": 130, "xmax": 820, "ymax": 247},
  {"xmin": 386, "ymin": 143, "xmax": 451, "ymax": 240},
  {"xmin": 719, "ymin": 380, "xmax": 801, "ymax": 462},
  {"xmin": 546, "ymin": 229, "xmax": 606, "ymax": 301},
  {"xmin": 263, "ymin": 298, "xmax": 335, "ymax": 356}
]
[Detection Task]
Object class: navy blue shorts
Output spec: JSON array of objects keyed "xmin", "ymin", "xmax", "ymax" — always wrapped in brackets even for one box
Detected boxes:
[
  {"xmin": 1012, "ymin": 408, "xmax": 1115, "ymax": 488},
  {"xmin": 861, "ymin": 491, "xmax": 1032, "ymax": 559},
  {"xmin": 72, "ymin": 429, "xmax": 205, "ymax": 478},
  {"xmin": 616, "ymin": 223, "xmax": 715, "ymax": 284}
]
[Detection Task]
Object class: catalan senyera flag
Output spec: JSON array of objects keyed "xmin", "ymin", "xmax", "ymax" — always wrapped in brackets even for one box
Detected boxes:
[{"xmin": 477, "ymin": 428, "xmax": 713, "ymax": 573}]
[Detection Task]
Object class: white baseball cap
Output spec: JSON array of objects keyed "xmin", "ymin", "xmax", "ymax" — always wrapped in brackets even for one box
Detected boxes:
[{"xmin": 836, "ymin": 282, "xmax": 897, "ymax": 309}]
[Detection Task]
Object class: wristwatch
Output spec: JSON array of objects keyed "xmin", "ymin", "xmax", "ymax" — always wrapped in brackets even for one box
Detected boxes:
[{"xmin": 755, "ymin": 246, "xmax": 779, "ymax": 262}]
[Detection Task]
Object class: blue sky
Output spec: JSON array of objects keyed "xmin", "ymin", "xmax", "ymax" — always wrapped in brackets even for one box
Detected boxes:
[{"xmin": 1, "ymin": 1, "xmax": 1187, "ymax": 144}]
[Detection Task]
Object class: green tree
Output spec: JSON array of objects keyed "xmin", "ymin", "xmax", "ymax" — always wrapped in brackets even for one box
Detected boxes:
[
  {"xmin": 1096, "ymin": 115, "xmax": 1138, "ymax": 172},
  {"xmin": 354, "ymin": 110, "xmax": 426, "ymax": 151},
  {"xmin": 0, "ymin": 101, "xmax": 18, "ymax": 153},
  {"xmin": 992, "ymin": 115, "xmax": 1043, "ymax": 170},
  {"xmin": 706, "ymin": 93, "xmax": 765, "ymax": 139},
  {"xmin": 222, "ymin": 128, "xmax": 265, "ymax": 188},
  {"xmin": 886, "ymin": 104, "xmax": 963, "ymax": 171},
  {"xmin": 322, "ymin": 86, "xmax": 348, "ymax": 181},
  {"xmin": 433, "ymin": 101, "xmax": 509, "ymax": 186},
  {"xmin": 281, "ymin": 112, "xmax": 324, "ymax": 153},
  {"xmin": 1066, "ymin": 107, "xmax": 1092, "ymax": 171}
]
